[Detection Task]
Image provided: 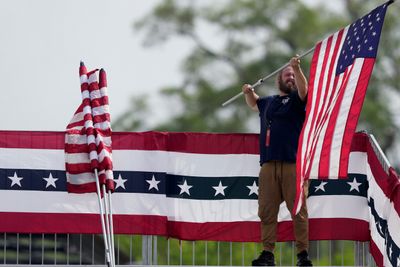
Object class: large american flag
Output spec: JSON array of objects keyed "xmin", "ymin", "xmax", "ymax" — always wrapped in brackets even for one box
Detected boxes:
[
  {"xmin": 65, "ymin": 63, "xmax": 114, "ymax": 193},
  {"xmin": 294, "ymin": 1, "xmax": 392, "ymax": 215}
]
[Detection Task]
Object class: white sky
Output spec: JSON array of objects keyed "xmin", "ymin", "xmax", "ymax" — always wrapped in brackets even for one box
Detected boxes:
[{"xmin": 0, "ymin": 0, "xmax": 190, "ymax": 131}]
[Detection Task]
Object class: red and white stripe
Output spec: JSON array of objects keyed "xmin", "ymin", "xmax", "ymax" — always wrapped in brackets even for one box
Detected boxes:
[
  {"xmin": 1, "ymin": 131, "xmax": 374, "ymax": 242},
  {"xmin": 90, "ymin": 68, "xmax": 114, "ymax": 192},
  {"xmin": 65, "ymin": 63, "xmax": 114, "ymax": 193},
  {"xmin": 294, "ymin": 27, "xmax": 377, "ymax": 214}
]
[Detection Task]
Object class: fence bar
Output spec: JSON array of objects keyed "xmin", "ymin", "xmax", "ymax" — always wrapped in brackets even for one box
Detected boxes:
[
  {"xmin": 205, "ymin": 241, "xmax": 208, "ymax": 266},
  {"xmin": 148, "ymin": 235, "xmax": 153, "ymax": 265},
  {"xmin": 3, "ymin": 233, "xmax": 5, "ymax": 264},
  {"xmin": 142, "ymin": 235, "xmax": 151, "ymax": 265},
  {"xmin": 292, "ymin": 241, "xmax": 295, "ymax": 266},
  {"xmin": 141, "ymin": 236, "xmax": 146, "ymax": 265},
  {"xmin": 192, "ymin": 241, "xmax": 195, "ymax": 265},
  {"xmin": 241, "ymin": 242, "xmax": 245, "ymax": 266},
  {"xmin": 29, "ymin": 234, "xmax": 32, "ymax": 265},
  {"xmin": 153, "ymin": 236, "xmax": 157, "ymax": 265},
  {"xmin": 41, "ymin": 233, "xmax": 44, "ymax": 265},
  {"xmin": 354, "ymin": 241, "xmax": 358, "ymax": 265},
  {"xmin": 116, "ymin": 235, "xmax": 119, "ymax": 265},
  {"xmin": 54, "ymin": 234, "xmax": 57, "ymax": 265},
  {"xmin": 67, "ymin": 234, "xmax": 69, "ymax": 265},
  {"xmin": 129, "ymin": 235, "xmax": 133, "ymax": 264},
  {"xmin": 16, "ymin": 233, "xmax": 19, "ymax": 264},
  {"xmin": 341, "ymin": 240, "xmax": 344, "ymax": 266},
  {"xmin": 167, "ymin": 238, "xmax": 170, "ymax": 265},
  {"xmin": 179, "ymin": 239, "xmax": 183, "ymax": 265},
  {"xmin": 229, "ymin": 242, "xmax": 232, "ymax": 266},
  {"xmin": 217, "ymin": 241, "xmax": 220, "ymax": 266},
  {"xmin": 92, "ymin": 234, "xmax": 95, "ymax": 264},
  {"xmin": 79, "ymin": 234, "xmax": 82, "ymax": 265}
]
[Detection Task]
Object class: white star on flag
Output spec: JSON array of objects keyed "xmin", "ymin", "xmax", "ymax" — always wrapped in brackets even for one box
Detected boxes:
[
  {"xmin": 8, "ymin": 172, "xmax": 23, "ymax": 188},
  {"xmin": 314, "ymin": 181, "xmax": 328, "ymax": 192},
  {"xmin": 347, "ymin": 178, "xmax": 362, "ymax": 192},
  {"xmin": 115, "ymin": 174, "xmax": 127, "ymax": 190},
  {"xmin": 43, "ymin": 173, "xmax": 58, "ymax": 188},
  {"xmin": 246, "ymin": 181, "xmax": 258, "ymax": 196},
  {"xmin": 212, "ymin": 181, "xmax": 228, "ymax": 196},
  {"xmin": 146, "ymin": 175, "xmax": 161, "ymax": 191},
  {"xmin": 177, "ymin": 179, "xmax": 193, "ymax": 195}
]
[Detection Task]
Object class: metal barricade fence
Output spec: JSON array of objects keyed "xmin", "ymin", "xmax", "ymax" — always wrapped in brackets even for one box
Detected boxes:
[{"xmin": 0, "ymin": 233, "xmax": 376, "ymax": 266}]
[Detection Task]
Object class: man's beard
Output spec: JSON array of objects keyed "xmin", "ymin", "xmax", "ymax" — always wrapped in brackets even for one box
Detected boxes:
[{"xmin": 279, "ymin": 78, "xmax": 296, "ymax": 94}]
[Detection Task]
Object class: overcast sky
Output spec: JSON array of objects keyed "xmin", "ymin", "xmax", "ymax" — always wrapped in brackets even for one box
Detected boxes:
[{"xmin": 0, "ymin": 0, "xmax": 192, "ymax": 131}]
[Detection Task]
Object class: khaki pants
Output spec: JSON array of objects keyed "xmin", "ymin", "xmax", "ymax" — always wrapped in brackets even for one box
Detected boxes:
[{"xmin": 258, "ymin": 161, "xmax": 309, "ymax": 253}]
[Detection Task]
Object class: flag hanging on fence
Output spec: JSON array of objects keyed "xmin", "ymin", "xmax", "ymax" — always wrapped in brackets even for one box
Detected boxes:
[
  {"xmin": 294, "ymin": 1, "xmax": 392, "ymax": 215},
  {"xmin": 1, "ymin": 130, "xmax": 399, "ymax": 266},
  {"xmin": 65, "ymin": 63, "xmax": 114, "ymax": 193}
]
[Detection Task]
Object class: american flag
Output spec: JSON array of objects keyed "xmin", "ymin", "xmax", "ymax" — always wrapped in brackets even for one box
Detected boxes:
[
  {"xmin": 65, "ymin": 63, "xmax": 114, "ymax": 193},
  {"xmin": 294, "ymin": 1, "xmax": 392, "ymax": 215}
]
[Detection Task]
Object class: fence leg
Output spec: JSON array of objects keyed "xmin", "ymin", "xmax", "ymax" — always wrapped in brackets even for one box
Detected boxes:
[{"xmin": 142, "ymin": 235, "xmax": 152, "ymax": 265}]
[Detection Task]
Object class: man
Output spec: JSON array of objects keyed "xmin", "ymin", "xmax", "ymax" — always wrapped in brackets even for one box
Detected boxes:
[{"xmin": 242, "ymin": 56, "xmax": 312, "ymax": 266}]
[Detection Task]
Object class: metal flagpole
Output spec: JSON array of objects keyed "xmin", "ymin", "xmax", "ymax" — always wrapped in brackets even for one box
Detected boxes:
[
  {"xmin": 107, "ymin": 190, "xmax": 115, "ymax": 266},
  {"xmin": 94, "ymin": 169, "xmax": 113, "ymax": 267},
  {"xmin": 221, "ymin": 47, "xmax": 315, "ymax": 107},
  {"xmin": 102, "ymin": 184, "xmax": 115, "ymax": 267}
]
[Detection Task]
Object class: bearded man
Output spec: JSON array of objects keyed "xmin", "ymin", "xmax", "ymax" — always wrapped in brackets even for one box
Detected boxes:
[{"xmin": 242, "ymin": 56, "xmax": 313, "ymax": 266}]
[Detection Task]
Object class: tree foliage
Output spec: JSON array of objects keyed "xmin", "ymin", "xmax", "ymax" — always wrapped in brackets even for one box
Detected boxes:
[{"xmin": 115, "ymin": 0, "xmax": 400, "ymax": 158}]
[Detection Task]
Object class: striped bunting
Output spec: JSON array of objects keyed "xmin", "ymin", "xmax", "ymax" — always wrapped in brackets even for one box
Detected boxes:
[{"xmin": 0, "ymin": 131, "xmax": 378, "ymax": 243}]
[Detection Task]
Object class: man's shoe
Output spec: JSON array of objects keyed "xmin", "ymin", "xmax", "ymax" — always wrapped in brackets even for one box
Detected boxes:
[
  {"xmin": 252, "ymin": 250, "xmax": 276, "ymax": 266},
  {"xmin": 296, "ymin": 250, "xmax": 313, "ymax": 266}
]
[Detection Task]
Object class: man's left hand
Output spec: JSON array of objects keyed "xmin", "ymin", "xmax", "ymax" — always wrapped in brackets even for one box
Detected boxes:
[{"xmin": 290, "ymin": 55, "xmax": 301, "ymax": 70}]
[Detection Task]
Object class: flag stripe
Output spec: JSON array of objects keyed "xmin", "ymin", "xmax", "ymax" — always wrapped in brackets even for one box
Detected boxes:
[
  {"xmin": 319, "ymin": 68, "xmax": 351, "ymax": 178},
  {"xmin": 304, "ymin": 28, "xmax": 350, "ymax": 180},
  {"xmin": 0, "ymin": 190, "xmax": 368, "ymax": 223},
  {"xmin": 1, "ymin": 141, "xmax": 368, "ymax": 176},
  {"xmin": 302, "ymin": 39, "xmax": 329, "ymax": 176},
  {"xmin": 294, "ymin": 42, "xmax": 322, "ymax": 213},
  {"xmin": 313, "ymin": 29, "xmax": 345, "ymax": 178},
  {"xmin": 339, "ymin": 58, "xmax": 376, "ymax": 178},
  {"xmin": 2, "ymin": 131, "xmax": 260, "ymax": 154},
  {"xmin": 0, "ymin": 211, "xmax": 368, "ymax": 242}
]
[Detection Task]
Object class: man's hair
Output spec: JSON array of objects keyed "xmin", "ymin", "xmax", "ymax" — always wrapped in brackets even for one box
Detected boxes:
[{"xmin": 275, "ymin": 69, "xmax": 284, "ymax": 89}]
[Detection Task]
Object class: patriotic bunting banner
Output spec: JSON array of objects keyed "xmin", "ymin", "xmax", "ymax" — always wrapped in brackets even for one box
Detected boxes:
[
  {"xmin": 366, "ymin": 144, "xmax": 400, "ymax": 267},
  {"xmin": 0, "ymin": 130, "xmax": 390, "ymax": 243},
  {"xmin": 294, "ymin": 1, "xmax": 392, "ymax": 215}
]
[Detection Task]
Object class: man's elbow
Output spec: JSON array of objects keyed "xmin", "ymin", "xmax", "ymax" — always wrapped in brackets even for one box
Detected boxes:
[{"xmin": 251, "ymin": 104, "xmax": 259, "ymax": 112}]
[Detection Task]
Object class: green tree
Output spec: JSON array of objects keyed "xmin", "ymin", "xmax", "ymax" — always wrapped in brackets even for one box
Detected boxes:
[{"xmin": 115, "ymin": 0, "xmax": 400, "ymax": 161}]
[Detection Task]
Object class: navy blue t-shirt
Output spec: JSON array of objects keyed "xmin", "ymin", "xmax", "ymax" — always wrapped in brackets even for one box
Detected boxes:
[{"xmin": 257, "ymin": 92, "xmax": 306, "ymax": 165}]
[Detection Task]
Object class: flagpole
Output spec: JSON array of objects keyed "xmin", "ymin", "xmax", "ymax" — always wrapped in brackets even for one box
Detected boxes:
[
  {"xmin": 102, "ymin": 184, "xmax": 115, "ymax": 267},
  {"xmin": 221, "ymin": 47, "xmax": 315, "ymax": 107},
  {"xmin": 107, "ymin": 190, "xmax": 115, "ymax": 267},
  {"xmin": 94, "ymin": 169, "xmax": 113, "ymax": 267}
]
